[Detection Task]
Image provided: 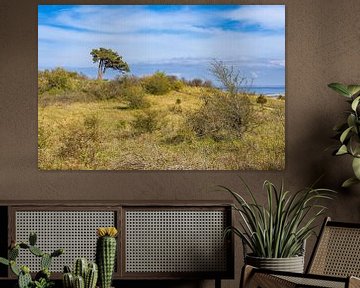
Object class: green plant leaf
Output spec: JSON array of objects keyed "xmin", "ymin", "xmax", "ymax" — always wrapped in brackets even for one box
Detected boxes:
[
  {"xmin": 349, "ymin": 135, "xmax": 360, "ymax": 156},
  {"xmin": 0, "ymin": 257, "xmax": 9, "ymax": 266},
  {"xmin": 347, "ymin": 85, "xmax": 360, "ymax": 97},
  {"xmin": 352, "ymin": 157, "xmax": 360, "ymax": 179},
  {"xmin": 223, "ymin": 180, "xmax": 334, "ymax": 258},
  {"xmin": 340, "ymin": 127, "xmax": 352, "ymax": 143},
  {"xmin": 336, "ymin": 145, "xmax": 348, "ymax": 155},
  {"xmin": 352, "ymin": 96, "xmax": 360, "ymax": 111},
  {"xmin": 347, "ymin": 114, "xmax": 356, "ymax": 128},
  {"xmin": 342, "ymin": 177, "xmax": 360, "ymax": 188},
  {"xmin": 328, "ymin": 83, "xmax": 351, "ymax": 97}
]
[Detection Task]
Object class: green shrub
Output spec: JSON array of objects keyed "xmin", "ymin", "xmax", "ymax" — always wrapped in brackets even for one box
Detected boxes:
[
  {"xmin": 256, "ymin": 94, "xmax": 267, "ymax": 105},
  {"xmin": 84, "ymin": 76, "xmax": 148, "ymax": 107},
  {"xmin": 142, "ymin": 72, "xmax": 171, "ymax": 95},
  {"xmin": 131, "ymin": 109, "xmax": 159, "ymax": 134},
  {"xmin": 122, "ymin": 85, "xmax": 149, "ymax": 109},
  {"xmin": 187, "ymin": 90, "xmax": 253, "ymax": 140},
  {"xmin": 38, "ymin": 68, "xmax": 85, "ymax": 94},
  {"xmin": 84, "ymin": 80, "xmax": 120, "ymax": 100},
  {"xmin": 116, "ymin": 75, "xmax": 142, "ymax": 87},
  {"xmin": 171, "ymin": 80, "xmax": 184, "ymax": 91}
]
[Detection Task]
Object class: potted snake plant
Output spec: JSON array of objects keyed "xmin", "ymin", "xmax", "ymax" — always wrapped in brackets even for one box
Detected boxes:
[
  {"xmin": 222, "ymin": 179, "xmax": 334, "ymax": 273},
  {"xmin": 328, "ymin": 83, "xmax": 360, "ymax": 187}
]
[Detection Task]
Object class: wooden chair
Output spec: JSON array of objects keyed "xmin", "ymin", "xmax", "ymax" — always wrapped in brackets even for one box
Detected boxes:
[{"xmin": 241, "ymin": 217, "xmax": 360, "ymax": 288}]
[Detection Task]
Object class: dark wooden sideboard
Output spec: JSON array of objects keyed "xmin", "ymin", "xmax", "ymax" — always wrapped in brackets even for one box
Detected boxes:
[{"xmin": 0, "ymin": 201, "xmax": 234, "ymax": 288}]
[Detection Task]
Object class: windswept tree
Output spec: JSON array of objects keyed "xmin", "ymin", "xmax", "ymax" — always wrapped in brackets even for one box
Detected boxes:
[{"xmin": 90, "ymin": 48, "xmax": 130, "ymax": 80}]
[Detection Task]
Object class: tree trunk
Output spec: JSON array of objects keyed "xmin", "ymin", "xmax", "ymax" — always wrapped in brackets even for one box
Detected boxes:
[{"xmin": 97, "ymin": 60, "xmax": 103, "ymax": 80}]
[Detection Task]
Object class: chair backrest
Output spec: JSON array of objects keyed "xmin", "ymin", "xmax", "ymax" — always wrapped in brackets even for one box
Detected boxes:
[{"xmin": 307, "ymin": 217, "xmax": 360, "ymax": 277}]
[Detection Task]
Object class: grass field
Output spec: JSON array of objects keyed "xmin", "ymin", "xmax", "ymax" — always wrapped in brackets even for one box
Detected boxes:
[{"xmin": 38, "ymin": 82, "xmax": 285, "ymax": 170}]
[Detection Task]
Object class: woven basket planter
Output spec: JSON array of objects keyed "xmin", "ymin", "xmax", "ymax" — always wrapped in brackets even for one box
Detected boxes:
[{"xmin": 245, "ymin": 254, "xmax": 305, "ymax": 273}]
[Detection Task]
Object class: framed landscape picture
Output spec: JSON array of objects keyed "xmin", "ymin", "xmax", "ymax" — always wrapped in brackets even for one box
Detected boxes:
[{"xmin": 38, "ymin": 4, "xmax": 285, "ymax": 170}]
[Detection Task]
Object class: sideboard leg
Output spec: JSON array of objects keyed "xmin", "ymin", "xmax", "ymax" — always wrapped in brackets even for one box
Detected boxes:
[{"xmin": 215, "ymin": 278, "xmax": 221, "ymax": 288}]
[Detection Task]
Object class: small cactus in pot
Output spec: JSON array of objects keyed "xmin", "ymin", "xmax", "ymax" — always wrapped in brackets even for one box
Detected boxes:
[
  {"xmin": 62, "ymin": 259, "xmax": 98, "ymax": 288},
  {"xmin": 0, "ymin": 232, "xmax": 63, "ymax": 288},
  {"xmin": 96, "ymin": 227, "xmax": 118, "ymax": 288}
]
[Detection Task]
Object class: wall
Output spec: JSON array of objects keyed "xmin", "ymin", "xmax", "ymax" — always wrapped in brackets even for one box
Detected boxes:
[{"xmin": 0, "ymin": 0, "xmax": 360, "ymax": 287}]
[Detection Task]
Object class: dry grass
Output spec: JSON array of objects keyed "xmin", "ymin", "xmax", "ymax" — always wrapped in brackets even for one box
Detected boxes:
[{"xmin": 38, "ymin": 87, "xmax": 285, "ymax": 170}]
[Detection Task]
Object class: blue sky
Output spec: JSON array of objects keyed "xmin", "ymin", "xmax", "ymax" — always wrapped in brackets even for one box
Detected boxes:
[{"xmin": 38, "ymin": 5, "xmax": 285, "ymax": 85}]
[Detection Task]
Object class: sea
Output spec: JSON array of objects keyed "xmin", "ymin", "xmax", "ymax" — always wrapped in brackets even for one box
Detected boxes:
[
  {"xmin": 40, "ymin": 65, "xmax": 285, "ymax": 96},
  {"xmin": 246, "ymin": 86, "xmax": 285, "ymax": 96}
]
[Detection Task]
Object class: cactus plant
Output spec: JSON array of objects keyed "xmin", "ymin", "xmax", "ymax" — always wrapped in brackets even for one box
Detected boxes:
[
  {"xmin": 63, "ymin": 272, "xmax": 74, "ymax": 288},
  {"xmin": 85, "ymin": 262, "xmax": 98, "ymax": 288},
  {"xmin": 41, "ymin": 253, "xmax": 52, "ymax": 270},
  {"xmin": 19, "ymin": 268, "xmax": 32, "ymax": 288},
  {"xmin": 63, "ymin": 259, "xmax": 98, "ymax": 288},
  {"xmin": 74, "ymin": 258, "xmax": 88, "ymax": 279},
  {"xmin": 96, "ymin": 227, "xmax": 118, "ymax": 288},
  {"xmin": 74, "ymin": 275, "xmax": 85, "ymax": 288},
  {"xmin": 0, "ymin": 232, "xmax": 63, "ymax": 288},
  {"xmin": 29, "ymin": 232, "xmax": 37, "ymax": 246},
  {"xmin": 9, "ymin": 247, "xmax": 19, "ymax": 260}
]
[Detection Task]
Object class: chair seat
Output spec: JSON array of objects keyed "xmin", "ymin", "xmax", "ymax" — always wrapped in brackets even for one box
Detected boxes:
[
  {"xmin": 277, "ymin": 275, "xmax": 346, "ymax": 288},
  {"xmin": 241, "ymin": 218, "xmax": 360, "ymax": 288},
  {"xmin": 243, "ymin": 266, "xmax": 360, "ymax": 288}
]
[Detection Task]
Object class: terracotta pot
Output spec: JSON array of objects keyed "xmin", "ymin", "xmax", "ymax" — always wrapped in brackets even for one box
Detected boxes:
[{"xmin": 245, "ymin": 254, "xmax": 304, "ymax": 273}]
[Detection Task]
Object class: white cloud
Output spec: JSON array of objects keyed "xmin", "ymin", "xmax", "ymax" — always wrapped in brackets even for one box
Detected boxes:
[
  {"xmin": 227, "ymin": 5, "xmax": 285, "ymax": 30},
  {"xmin": 269, "ymin": 59, "xmax": 285, "ymax": 67},
  {"xmin": 50, "ymin": 6, "xmax": 217, "ymax": 34},
  {"xmin": 38, "ymin": 5, "xmax": 285, "ymax": 72}
]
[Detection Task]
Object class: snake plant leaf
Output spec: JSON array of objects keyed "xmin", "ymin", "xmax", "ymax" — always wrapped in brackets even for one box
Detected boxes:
[
  {"xmin": 222, "ymin": 180, "xmax": 335, "ymax": 258},
  {"xmin": 336, "ymin": 144, "xmax": 348, "ymax": 155},
  {"xmin": 342, "ymin": 177, "xmax": 360, "ymax": 188},
  {"xmin": 351, "ymin": 96, "xmax": 360, "ymax": 111},
  {"xmin": 352, "ymin": 157, "xmax": 360, "ymax": 179},
  {"xmin": 328, "ymin": 83, "xmax": 351, "ymax": 97},
  {"xmin": 347, "ymin": 85, "xmax": 360, "ymax": 97},
  {"xmin": 340, "ymin": 127, "xmax": 353, "ymax": 143}
]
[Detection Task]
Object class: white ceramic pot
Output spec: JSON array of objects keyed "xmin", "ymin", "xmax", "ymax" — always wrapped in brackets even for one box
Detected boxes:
[{"xmin": 245, "ymin": 254, "xmax": 305, "ymax": 273}]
